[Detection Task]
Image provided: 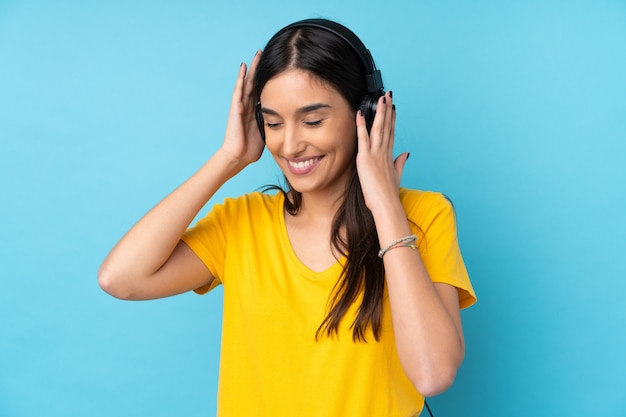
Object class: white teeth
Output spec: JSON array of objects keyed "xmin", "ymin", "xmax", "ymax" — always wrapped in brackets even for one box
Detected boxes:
[{"xmin": 289, "ymin": 158, "xmax": 319, "ymax": 169}]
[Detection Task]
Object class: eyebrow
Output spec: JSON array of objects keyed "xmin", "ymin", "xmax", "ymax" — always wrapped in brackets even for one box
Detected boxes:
[{"xmin": 261, "ymin": 103, "xmax": 331, "ymax": 116}]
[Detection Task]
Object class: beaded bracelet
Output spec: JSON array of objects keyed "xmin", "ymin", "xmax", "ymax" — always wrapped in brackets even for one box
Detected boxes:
[{"xmin": 378, "ymin": 234, "xmax": 418, "ymax": 258}]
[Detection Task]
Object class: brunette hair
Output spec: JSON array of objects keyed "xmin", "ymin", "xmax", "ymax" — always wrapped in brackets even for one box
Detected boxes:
[{"xmin": 254, "ymin": 22, "xmax": 385, "ymax": 342}]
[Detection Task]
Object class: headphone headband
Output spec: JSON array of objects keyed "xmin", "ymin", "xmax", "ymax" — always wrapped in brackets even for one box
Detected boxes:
[{"xmin": 269, "ymin": 18, "xmax": 384, "ymax": 93}]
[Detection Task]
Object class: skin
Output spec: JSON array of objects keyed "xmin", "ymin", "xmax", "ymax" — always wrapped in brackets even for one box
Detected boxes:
[
  {"xmin": 98, "ymin": 49, "xmax": 466, "ymax": 397},
  {"xmin": 260, "ymin": 69, "xmax": 359, "ymax": 271},
  {"xmin": 355, "ymin": 90, "xmax": 466, "ymax": 398}
]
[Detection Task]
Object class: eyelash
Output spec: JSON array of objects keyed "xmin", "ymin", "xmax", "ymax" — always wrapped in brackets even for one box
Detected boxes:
[{"xmin": 265, "ymin": 120, "xmax": 324, "ymax": 129}]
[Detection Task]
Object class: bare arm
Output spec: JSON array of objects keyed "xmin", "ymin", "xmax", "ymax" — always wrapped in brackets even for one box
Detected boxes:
[
  {"xmin": 98, "ymin": 52, "xmax": 264, "ymax": 300},
  {"xmin": 356, "ymin": 92, "xmax": 465, "ymax": 397}
]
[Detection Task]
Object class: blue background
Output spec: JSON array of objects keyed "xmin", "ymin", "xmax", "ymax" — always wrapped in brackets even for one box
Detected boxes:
[{"xmin": 1, "ymin": 0, "xmax": 625, "ymax": 416}]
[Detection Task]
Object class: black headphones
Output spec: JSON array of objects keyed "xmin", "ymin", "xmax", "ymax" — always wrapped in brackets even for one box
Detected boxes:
[{"xmin": 255, "ymin": 18, "xmax": 385, "ymax": 141}]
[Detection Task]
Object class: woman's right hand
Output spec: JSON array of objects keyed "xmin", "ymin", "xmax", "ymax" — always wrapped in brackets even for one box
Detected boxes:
[{"xmin": 219, "ymin": 50, "xmax": 265, "ymax": 172}]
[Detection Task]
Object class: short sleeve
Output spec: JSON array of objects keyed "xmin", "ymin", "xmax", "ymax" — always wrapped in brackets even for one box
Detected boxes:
[
  {"xmin": 181, "ymin": 199, "xmax": 233, "ymax": 294},
  {"xmin": 401, "ymin": 190, "xmax": 477, "ymax": 309}
]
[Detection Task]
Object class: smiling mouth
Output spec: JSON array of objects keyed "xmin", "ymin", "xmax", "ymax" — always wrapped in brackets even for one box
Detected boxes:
[
  {"xmin": 285, "ymin": 156, "xmax": 324, "ymax": 174},
  {"xmin": 288, "ymin": 157, "xmax": 322, "ymax": 169}
]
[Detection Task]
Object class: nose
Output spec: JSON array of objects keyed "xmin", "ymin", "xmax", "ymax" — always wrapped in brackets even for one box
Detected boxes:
[{"xmin": 281, "ymin": 123, "xmax": 306, "ymax": 157}]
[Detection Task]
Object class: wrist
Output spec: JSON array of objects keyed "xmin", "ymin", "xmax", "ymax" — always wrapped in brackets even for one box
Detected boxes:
[
  {"xmin": 378, "ymin": 234, "xmax": 418, "ymax": 258},
  {"xmin": 370, "ymin": 200, "xmax": 413, "ymax": 247},
  {"xmin": 213, "ymin": 147, "xmax": 250, "ymax": 176},
  {"xmin": 368, "ymin": 194, "xmax": 406, "ymax": 224}
]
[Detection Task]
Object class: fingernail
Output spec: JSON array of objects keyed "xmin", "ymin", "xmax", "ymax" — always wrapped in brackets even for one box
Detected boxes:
[
  {"xmin": 406, "ymin": 152, "xmax": 410, "ymax": 160},
  {"xmin": 382, "ymin": 96, "xmax": 386, "ymax": 104},
  {"xmin": 392, "ymin": 104, "xmax": 396, "ymax": 111},
  {"xmin": 358, "ymin": 109, "xmax": 363, "ymax": 116},
  {"xmin": 389, "ymin": 90, "xmax": 393, "ymax": 98}
]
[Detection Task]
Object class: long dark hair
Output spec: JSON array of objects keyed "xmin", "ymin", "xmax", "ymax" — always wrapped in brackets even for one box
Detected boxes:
[{"xmin": 254, "ymin": 22, "xmax": 385, "ymax": 342}]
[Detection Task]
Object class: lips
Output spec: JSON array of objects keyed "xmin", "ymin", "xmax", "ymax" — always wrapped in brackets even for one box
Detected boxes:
[{"xmin": 285, "ymin": 156, "xmax": 323, "ymax": 175}]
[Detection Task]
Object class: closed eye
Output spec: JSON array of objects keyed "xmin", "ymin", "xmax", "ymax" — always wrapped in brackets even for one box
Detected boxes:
[
  {"xmin": 266, "ymin": 122, "xmax": 282, "ymax": 128},
  {"xmin": 304, "ymin": 119, "xmax": 324, "ymax": 127}
]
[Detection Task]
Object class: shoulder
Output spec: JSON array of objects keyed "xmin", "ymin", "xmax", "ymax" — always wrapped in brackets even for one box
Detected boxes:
[
  {"xmin": 398, "ymin": 188, "xmax": 458, "ymax": 241},
  {"xmin": 191, "ymin": 191, "xmax": 283, "ymax": 230},
  {"xmin": 399, "ymin": 188, "xmax": 453, "ymax": 219},
  {"xmin": 215, "ymin": 191, "xmax": 283, "ymax": 213}
]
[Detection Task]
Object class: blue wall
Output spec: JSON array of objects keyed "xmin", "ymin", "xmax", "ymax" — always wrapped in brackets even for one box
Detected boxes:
[{"xmin": 1, "ymin": 1, "xmax": 625, "ymax": 416}]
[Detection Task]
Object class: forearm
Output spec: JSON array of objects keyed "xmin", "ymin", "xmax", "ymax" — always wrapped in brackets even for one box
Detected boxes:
[
  {"xmin": 98, "ymin": 149, "xmax": 243, "ymax": 290},
  {"xmin": 99, "ymin": 52, "xmax": 265, "ymax": 298},
  {"xmin": 373, "ymin": 200, "xmax": 464, "ymax": 396},
  {"xmin": 356, "ymin": 90, "xmax": 464, "ymax": 395}
]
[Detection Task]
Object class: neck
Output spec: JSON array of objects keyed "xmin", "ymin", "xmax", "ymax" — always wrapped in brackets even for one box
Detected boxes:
[{"xmin": 290, "ymin": 188, "xmax": 344, "ymax": 223}]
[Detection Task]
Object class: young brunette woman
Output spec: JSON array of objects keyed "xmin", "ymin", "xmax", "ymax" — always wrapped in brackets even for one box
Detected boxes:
[{"xmin": 98, "ymin": 18, "xmax": 476, "ymax": 417}]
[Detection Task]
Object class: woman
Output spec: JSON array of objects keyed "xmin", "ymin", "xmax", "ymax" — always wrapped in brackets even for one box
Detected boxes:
[{"xmin": 99, "ymin": 18, "xmax": 476, "ymax": 416}]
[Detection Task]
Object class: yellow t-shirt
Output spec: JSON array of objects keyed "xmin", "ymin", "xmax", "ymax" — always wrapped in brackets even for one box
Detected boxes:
[{"xmin": 182, "ymin": 189, "xmax": 476, "ymax": 417}]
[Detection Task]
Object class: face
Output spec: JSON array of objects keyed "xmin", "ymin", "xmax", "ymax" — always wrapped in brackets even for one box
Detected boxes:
[{"xmin": 260, "ymin": 69, "xmax": 357, "ymax": 200}]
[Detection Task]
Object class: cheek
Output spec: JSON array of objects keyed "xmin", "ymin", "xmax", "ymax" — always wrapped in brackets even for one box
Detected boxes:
[
  {"xmin": 262, "ymin": 132, "xmax": 280, "ymax": 155},
  {"xmin": 266, "ymin": 145, "xmax": 282, "ymax": 164},
  {"xmin": 338, "ymin": 124, "xmax": 358, "ymax": 154},
  {"xmin": 336, "ymin": 113, "xmax": 357, "ymax": 139},
  {"xmin": 264, "ymin": 138, "xmax": 288, "ymax": 169}
]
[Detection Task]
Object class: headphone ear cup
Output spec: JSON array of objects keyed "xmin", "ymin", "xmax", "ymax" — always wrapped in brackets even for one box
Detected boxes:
[
  {"xmin": 359, "ymin": 92, "xmax": 383, "ymax": 133},
  {"xmin": 255, "ymin": 101, "xmax": 266, "ymax": 142}
]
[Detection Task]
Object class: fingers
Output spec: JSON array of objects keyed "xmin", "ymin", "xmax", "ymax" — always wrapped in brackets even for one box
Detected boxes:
[
  {"xmin": 356, "ymin": 91, "xmax": 408, "ymax": 193},
  {"xmin": 231, "ymin": 50, "xmax": 262, "ymax": 107},
  {"xmin": 394, "ymin": 152, "xmax": 410, "ymax": 182},
  {"xmin": 356, "ymin": 107, "xmax": 370, "ymax": 149},
  {"xmin": 358, "ymin": 91, "xmax": 396, "ymax": 152},
  {"xmin": 231, "ymin": 61, "xmax": 248, "ymax": 105},
  {"xmin": 381, "ymin": 92, "xmax": 395, "ymax": 144},
  {"xmin": 242, "ymin": 50, "xmax": 262, "ymax": 99}
]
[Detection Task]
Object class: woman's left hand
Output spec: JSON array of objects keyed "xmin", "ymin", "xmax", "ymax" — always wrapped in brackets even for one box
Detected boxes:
[{"xmin": 355, "ymin": 91, "xmax": 409, "ymax": 213}]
